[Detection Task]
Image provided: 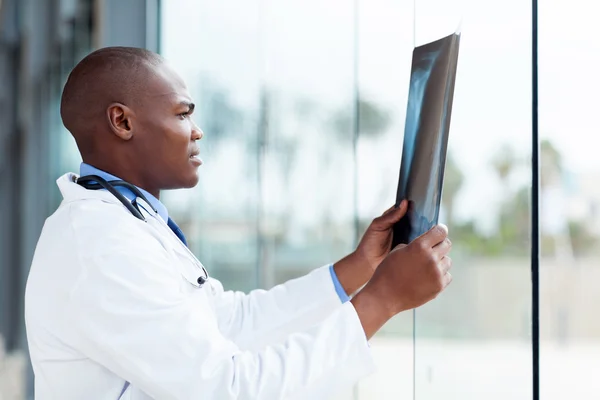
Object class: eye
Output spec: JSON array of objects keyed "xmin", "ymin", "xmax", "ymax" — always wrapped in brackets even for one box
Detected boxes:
[{"xmin": 177, "ymin": 112, "xmax": 190, "ymax": 119}]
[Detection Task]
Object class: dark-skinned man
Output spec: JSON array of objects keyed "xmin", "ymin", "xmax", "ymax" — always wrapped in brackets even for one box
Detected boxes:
[{"xmin": 25, "ymin": 47, "xmax": 452, "ymax": 400}]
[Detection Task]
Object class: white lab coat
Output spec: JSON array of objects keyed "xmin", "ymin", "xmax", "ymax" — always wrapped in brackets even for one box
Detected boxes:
[{"xmin": 24, "ymin": 173, "xmax": 376, "ymax": 400}]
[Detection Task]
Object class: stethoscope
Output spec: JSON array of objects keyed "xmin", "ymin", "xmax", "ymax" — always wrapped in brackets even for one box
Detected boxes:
[{"xmin": 77, "ymin": 174, "xmax": 209, "ymax": 286}]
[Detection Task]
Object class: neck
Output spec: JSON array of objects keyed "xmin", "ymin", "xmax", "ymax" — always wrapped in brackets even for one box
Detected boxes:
[{"xmin": 82, "ymin": 157, "xmax": 161, "ymax": 199}]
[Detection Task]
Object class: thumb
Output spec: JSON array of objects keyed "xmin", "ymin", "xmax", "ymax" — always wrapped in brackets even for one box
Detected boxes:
[
  {"xmin": 378, "ymin": 199, "xmax": 408, "ymax": 228},
  {"xmin": 415, "ymin": 223, "xmax": 448, "ymax": 248}
]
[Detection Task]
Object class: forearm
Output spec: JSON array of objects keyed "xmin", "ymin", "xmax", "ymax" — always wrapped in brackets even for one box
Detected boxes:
[
  {"xmin": 230, "ymin": 302, "xmax": 376, "ymax": 399},
  {"xmin": 350, "ymin": 284, "xmax": 393, "ymax": 339},
  {"xmin": 73, "ymin": 278, "xmax": 376, "ymax": 400},
  {"xmin": 215, "ymin": 265, "xmax": 344, "ymax": 350}
]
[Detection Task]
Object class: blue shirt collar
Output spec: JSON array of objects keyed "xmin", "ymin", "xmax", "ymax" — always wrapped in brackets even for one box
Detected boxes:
[{"xmin": 79, "ymin": 162, "xmax": 169, "ymax": 223}]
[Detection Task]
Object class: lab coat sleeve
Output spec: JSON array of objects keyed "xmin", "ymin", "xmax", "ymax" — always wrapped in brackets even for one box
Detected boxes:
[
  {"xmin": 67, "ymin": 240, "xmax": 376, "ymax": 400},
  {"xmin": 210, "ymin": 264, "xmax": 348, "ymax": 350}
]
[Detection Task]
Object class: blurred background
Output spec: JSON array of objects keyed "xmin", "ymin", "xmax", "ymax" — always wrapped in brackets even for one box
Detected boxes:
[{"xmin": 0, "ymin": 0, "xmax": 599, "ymax": 399}]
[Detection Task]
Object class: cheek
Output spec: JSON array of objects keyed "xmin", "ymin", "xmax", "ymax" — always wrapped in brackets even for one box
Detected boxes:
[
  {"xmin": 174, "ymin": 121, "xmax": 193, "ymax": 147},
  {"xmin": 139, "ymin": 116, "xmax": 192, "ymax": 167},
  {"xmin": 165, "ymin": 123, "xmax": 194, "ymax": 163},
  {"xmin": 157, "ymin": 119, "xmax": 189, "ymax": 145},
  {"xmin": 138, "ymin": 114, "xmax": 173, "ymax": 148}
]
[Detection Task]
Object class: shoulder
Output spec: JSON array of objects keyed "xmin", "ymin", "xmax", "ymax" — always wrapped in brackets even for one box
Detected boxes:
[
  {"xmin": 61, "ymin": 198, "xmax": 165, "ymax": 253},
  {"xmin": 59, "ymin": 199, "xmax": 181, "ymax": 294},
  {"xmin": 36, "ymin": 198, "xmax": 175, "ymax": 283},
  {"xmin": 27, "ymin": 197, "xmax": 182, "ymax": 348}
]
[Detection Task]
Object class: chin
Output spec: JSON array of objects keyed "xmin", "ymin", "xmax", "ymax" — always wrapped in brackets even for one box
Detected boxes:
[{"xmin": 181, "ymin": 170, "xmax": 200, "ymax": 189}]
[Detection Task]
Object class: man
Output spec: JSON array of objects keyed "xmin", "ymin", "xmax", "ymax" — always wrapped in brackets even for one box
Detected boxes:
[{"xmin": 25, "ymin": 47, "xmax": 452, "ymax": 399}]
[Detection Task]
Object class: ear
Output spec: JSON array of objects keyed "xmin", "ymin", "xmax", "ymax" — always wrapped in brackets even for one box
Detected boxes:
[{"xmin": 106, "ymin": 102, "xmax": 135, "ymax": 140}]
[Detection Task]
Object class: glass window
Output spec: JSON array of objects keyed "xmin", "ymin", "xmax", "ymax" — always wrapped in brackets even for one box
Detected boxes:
[
  {"xmin": 163, "ymin": 1, "xmax": 581, "ymax": 399},
  {"xmin": 355, "ymin": 0, "xmax": 415, "ymax": 398},
  {"xmin": 161, "ymin": 0, "xmax": 262, "ymax": 292},
  {"xmin": 258, "ymin": 0, "xmax": 356, "ymax": 288},
  {"xmin": 413, "ymin": 0, "xmax": 533, "ymax": 398},
  {"xmin": 539, "ymin": 1, "xmax": 600, "ymax": 397},
  {"xmin": 49, "ymin": 11, "xmax": 95, "ymax": 206},
  {"xmin": 162, "ymin": 1, "xmax": 416, "ymax": 398}
]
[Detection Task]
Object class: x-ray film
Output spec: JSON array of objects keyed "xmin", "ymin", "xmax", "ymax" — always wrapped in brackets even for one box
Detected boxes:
[{"xmin": 392, "ymin": 32, "xmax": 461, "ymax": 247}]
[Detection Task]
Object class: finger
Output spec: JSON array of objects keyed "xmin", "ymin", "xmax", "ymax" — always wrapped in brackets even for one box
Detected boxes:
[
  {"xmin": 376, "ymin": 200, "xmax": 408, "ymax": 228},
  {"xmin": 433, "ymin": 238, "xmax": 452, "ymax": 258},
  {"xmin": 439, "ymin": 256, "xmax": 452, "ymax": 274},
  {"xmin": 416, "ymin": 224, "xmax": 448, "ymax": 248},
  {"xmin": 381, "ymin": 199, "xmax": 408, "ymax": 216},
  {"xmin": 381, "ymin": 204, "xmax": 396, "ymax": 216},
  {"xmin": 443, "ymin": 272, "xmax": 453, "ymax": 288}
]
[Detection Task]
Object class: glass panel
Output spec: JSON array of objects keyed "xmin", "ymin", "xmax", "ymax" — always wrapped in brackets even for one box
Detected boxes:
[
  {"xmin": 414, "ymin": 0, "xmax": 533, "ymax": 398},
  {"xmin": 50, "ymin": 14, "xmax": 95, "ymax": 206},
  {"xmin": 539, "ymin": 1, "xmax": 600, "ymax": 397},
  {"xmin": 161, "ymin": 0, "xmax": 261, "ymax": 292},
  {"xmin": 258, "ymin": 0, "xmax": 357, "ymax": 289},
  {"xmin": 355, "ymin": 0, "xmax": 415, "ymax": 398}
]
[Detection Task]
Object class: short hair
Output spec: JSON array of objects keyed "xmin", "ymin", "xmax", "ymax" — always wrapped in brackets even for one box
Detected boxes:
[{"xmin": 60, "ymin": 47, "xmax": 164, "ymax": 141}]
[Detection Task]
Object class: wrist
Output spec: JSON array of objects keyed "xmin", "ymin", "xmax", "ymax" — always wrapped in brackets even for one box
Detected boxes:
[
  {"xmin": 351, "ymin": 284, "xmax": 394, "ymax": 339},
  {"xmin": 362, "ymin": 280, "xmax": 397, "ymax": 320},
  {"xmin": 333, "ymin": 252, "xmax": 373, "ymax": 296}
]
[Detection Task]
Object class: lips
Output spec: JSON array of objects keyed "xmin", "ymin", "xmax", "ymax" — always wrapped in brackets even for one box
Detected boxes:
[
  {"xmin": 190, "ymin": 149, "xmax": 202, "ymax": 165},
  {"xmin": 190, "ymin": 147, "xmax": 200, "ymax": 158}
]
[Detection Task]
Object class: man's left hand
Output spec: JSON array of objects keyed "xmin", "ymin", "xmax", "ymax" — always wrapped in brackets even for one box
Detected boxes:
[{"xmin": 333, "ymin": 200, "xmax": 408, "ymax": 296}]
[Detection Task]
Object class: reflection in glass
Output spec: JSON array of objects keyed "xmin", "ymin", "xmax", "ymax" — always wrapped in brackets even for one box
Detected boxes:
[
  {"xmin": 413, "ymin": 0, "xmax": 533, "ymax": 398},
  {"xmin": 161, "ymin": 0, "xmax": 262, "ymax": 292},
  {"xmin": 258, "ymin": 0, "xmax": 356, "ymax": 290},
  {"xmin": 163, "ymin": 1, "xmax": 418, "ymax": 398},
  {"xmin": 159, "ymin": 0, "xmax": 564, "ymax": 399},
  {"xmin": 353, "ymin": 1, "xmax": 416, "ymax": 398},
  {"xmin": 539, "ymin": 0, "xmax": 600, "ymax": 397}
]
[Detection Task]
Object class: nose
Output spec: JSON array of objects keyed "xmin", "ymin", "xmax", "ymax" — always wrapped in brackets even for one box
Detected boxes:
[{"xmin": 191, "ymin": 121, "xmax": 203, "ymax": 140}]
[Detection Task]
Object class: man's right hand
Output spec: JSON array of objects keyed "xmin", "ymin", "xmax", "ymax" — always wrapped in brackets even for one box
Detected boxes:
[{"xmin": 350, "ymin": 224, "xmax": 453, "ymax": 339}]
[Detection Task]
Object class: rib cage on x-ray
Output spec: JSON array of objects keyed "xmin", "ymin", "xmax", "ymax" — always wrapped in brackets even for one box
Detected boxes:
[{"xmin": 392, "ymin": 32, "xmax": 460, "ymax": 247}]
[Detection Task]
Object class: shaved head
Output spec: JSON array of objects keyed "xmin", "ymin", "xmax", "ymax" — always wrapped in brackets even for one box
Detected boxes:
[
  {"xmin": 60, "ymin": 47, "xmax": 164, "ymax": 153},
  {"xmin": 60, "ymin": 46, "xmax": 204, "ymax": 196}
]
